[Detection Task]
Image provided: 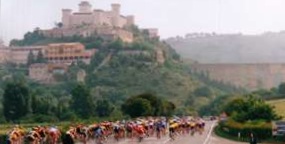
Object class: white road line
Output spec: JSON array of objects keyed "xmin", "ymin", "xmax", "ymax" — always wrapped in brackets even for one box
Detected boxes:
[
  {"xmin": 203, "ymin": 121, "xmax": 217, "ymax": 144},
  {"xmin": 163, "ymin": 138, "xmax": 171, "ymax": 144}
]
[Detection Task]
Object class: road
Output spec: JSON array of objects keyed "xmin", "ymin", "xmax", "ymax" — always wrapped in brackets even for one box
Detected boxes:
[{"xmin": 79, "ymin": 121, "xmax": 246, "ymax": 144}]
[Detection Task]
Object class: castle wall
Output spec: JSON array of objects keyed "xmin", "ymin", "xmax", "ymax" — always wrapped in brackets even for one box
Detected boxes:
[
  {"xmin": 29, "ymin": 63, "xmax": 53, "ymax": 83},
  {"xmin": 100, "ymin": 11, "xmax": 113, "ymax": 26},
  {"xmin": 115, "ymin": 29, "xmax": 133, "ymax": 43},
  {"xmin": 61, "ymin": 2, "xmax": 132, "ymax": 28},
  {"xmin": 69, "ymin": 13, "xmax": 94, "ymax": 27},
  {"xmin": 40, "ymin": 25, "xmax": 134, "ymax": 43},
  {"xmin": 126, "ymin": 16, "xmax": 135, "ymax": 26},
  {"xmin": 119, "ymin": 16, "xmax": 127, "ymax": 28}
]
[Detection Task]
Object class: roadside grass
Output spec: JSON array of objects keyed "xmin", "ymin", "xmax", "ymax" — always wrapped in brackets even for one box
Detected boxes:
[
  {"xmin": 214, "ymin": 125, "xmax": 248, "ymax": 142},
  {"xmin": 214, "ymin": 125, "xmax": 284, "ymax": 144}
]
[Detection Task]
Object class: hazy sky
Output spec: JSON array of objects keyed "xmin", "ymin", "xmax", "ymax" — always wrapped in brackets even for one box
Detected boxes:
[{"xmin": 1, "ymin": 0, "xmax": 285, "ymax": 44}]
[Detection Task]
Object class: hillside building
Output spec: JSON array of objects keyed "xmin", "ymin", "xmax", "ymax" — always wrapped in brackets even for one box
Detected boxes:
[
  {"xmin": 0, "ymin": 42, "xmax": 95, "ymax": 65},
  {"xmin": 29, "ymin": 63, "xmax": 68, "ymax": 84},
  {"xmin": 142, "ymin": 28, "xmax": 159, "ymax": 39},
  {"xmin": 45, "ymin": 43, "xmax": 95, "ymax": 65},
  {"xmin": 0, "ymin": 46, "xmax": 45, "ymax": 64},
  {"xmin": 29, "ymin": 63, "xmax": 53, "ymax": 83},
  {"xmin": 0, "ymin": 48, "xmax": 11, "ymax": 63}
]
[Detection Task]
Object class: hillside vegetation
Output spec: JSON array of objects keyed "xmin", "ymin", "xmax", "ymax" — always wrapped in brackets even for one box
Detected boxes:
[{"xmin": 0, "ymin": 26, "xmax": 246, "ymax": 122}]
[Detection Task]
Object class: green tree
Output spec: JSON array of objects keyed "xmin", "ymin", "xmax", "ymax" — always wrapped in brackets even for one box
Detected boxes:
[
  {"xmin": 161, "ymin": 101, "xmax": 176, "ymax": 116},
  {"xmin": 199, "ymin": 95, "xmax": 230, "ymax": 116},
  {"xmin": 36, "ymin": 50, "xmax": 46, "ymax": 63},
  {"xmin": 89, "ymin": 51, "xmax": 108, "ymax": 71},
  {"xmin": 108, "ymin": 39, "xmax": 124, "ymax": 50},
  {"xmin": 223, "ymin": 96, "xmax": 280, "ymax": 122},
  {"xmin": 55, "ymin": 22, "xmax": 63, "ymax": 28},
  {"xmin": 10, "ymin": 28, "xmax": 45, "ymax": 46},
  {"xmin": 278, "ymin": 82, "xmax": 285, "ymax": 95},
  {"xmin": 223, "ymin": 98, "xmax": 247, "ymax": 116},
  {"xmin": 136, "ymin": 93, "xmax": 163, "ymax": 116},
  {"xmin": 121, "ymin": 93, "xmax": 169, "ymax": 117},
  {"xmin": 194, "ymin": 86, "xmax": 213, "ymax": 97},
  {"xmin": 70, "ymin": 83, "xmax": 94, "ymax": 118},
  {"xmin": 3, "ymin": 82, "xmax": 31, "ymax": 121},
  {"xmin": 121, "ymin": 97, "xmax": 152, "ymax": 118},
  {"xmin": 27, "ymin": 50, "xmax": 35, "ymax": 66},
  {"xmin": 31, "ymin": 94, "xmax": 58, "ymax": 115},
  {"xmin": 95, "ymin": 100, "xmax": 114, "ymax": 117}
]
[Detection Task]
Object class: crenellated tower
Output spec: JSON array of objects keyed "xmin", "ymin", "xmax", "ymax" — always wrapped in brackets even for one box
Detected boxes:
[
  {"xmin": 62, "ymin": 9, "xmax": 72, "ymax": 28},
  {"xmin": 111, "ymin": 3, "xmax": 121, "ymax": 27},
  {"xmin": 79, "ymin": 1, "xmax": 92, "ymax": 13}
]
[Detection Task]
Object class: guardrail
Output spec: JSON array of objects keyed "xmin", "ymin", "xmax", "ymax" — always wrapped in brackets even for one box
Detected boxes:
[{"xmin": 272, "ymin": 121, "xmax": 285, "ymax": 136}]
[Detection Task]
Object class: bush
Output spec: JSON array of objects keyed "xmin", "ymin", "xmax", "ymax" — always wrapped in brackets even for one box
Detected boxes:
[
  {"xmin": 0, "ymin": 135, "xmax": 8, "ymax": 144},
  {"xmin": 20, "ymin": 114, "xmax": 59, "ymax": 123},
  {"xmin": 58, "ymin": 111, "xmax": 78, "ymax": 121},
  {"xmin": 219, "ymin": 119, "xmax": 272, "ymax": 140}
]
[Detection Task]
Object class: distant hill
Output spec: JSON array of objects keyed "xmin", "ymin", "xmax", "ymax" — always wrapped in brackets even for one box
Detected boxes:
[{"xmin": 166, "ymin": 32, "xmax": 285, "ymax": 63}]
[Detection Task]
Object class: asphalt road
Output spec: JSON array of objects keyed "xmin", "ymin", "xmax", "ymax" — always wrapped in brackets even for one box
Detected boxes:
[{"xmin": 75, "ymin": 120, "xmax": 246, "ymax": 144}]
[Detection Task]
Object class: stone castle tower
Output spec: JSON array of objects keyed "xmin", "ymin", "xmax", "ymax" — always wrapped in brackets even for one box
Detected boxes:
[
  {"xmin": 79, "ymin": 1, "xmax": 92, "ymax": 13},
  {"xmin": 61, "ymin": 1, "xmax": 135, "ymax": 28},
  {"xmin": 111, "ymin": 4, "xmax": 121, "ymax": 27},
  {"xmin": 62, "ymin": 9, "xmax": 72, "ymax": 28}
]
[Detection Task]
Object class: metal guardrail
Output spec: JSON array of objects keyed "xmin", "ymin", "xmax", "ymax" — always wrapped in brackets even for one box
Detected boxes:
[{"xmin": 272, "ymin": 121, "xmax": 285, "ymax": 136}]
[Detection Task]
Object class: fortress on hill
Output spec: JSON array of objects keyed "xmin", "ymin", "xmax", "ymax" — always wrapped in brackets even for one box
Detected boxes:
[
  {"xmin": 0, "ymin": 1, "xmax": 160, "ymax": 84},
  {"xmin": 62, "ymin": 1, "xmax": 134, "ymax": 28},
  {"xmin": 40, "ymin": 1, "xmax": 152, "ymax": 43}
]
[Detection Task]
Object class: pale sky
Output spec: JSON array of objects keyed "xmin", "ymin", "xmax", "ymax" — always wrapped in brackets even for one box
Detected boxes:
[{"xmin": 1, "ymin": 0, "xmax": 285, "ymax": 44}]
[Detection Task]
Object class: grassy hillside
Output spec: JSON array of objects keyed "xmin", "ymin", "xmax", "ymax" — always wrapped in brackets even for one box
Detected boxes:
[
  {"xmin": 267, "ymin": 99, "xmax": 285, "ymax": 119},
  {"xmin": 0, "ymin": 26, "xmax": 246, "ymax": 122}
]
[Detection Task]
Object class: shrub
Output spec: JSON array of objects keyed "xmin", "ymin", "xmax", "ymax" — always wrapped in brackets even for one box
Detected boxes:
[
  {"xmin": 21, "ymin": 114, "xmax": 59, "ymax": 123},
  {"xmin": 219, "ymin": 119, "xmax": 272, "ymax": 140}
]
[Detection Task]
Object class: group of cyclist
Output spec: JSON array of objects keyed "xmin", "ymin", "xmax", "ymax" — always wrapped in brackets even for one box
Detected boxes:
[
  {"xmin": 7, "ymin": 125, "xmax": 61, "ymax": 144},
  {"xmin": 6, "ymin": 116, "xmax": 206, "ymax": 144}
]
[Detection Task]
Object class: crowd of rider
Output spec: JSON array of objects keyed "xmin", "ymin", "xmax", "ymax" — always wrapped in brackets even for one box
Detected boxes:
[{"xmin": 6, "ymin": 116, "xmax": 205, "ymax": 144}]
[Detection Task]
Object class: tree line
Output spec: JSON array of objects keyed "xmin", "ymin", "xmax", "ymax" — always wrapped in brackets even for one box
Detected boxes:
[{"xmin": 2, "ymin": 81, "xmax": 176, "ymax": 123}]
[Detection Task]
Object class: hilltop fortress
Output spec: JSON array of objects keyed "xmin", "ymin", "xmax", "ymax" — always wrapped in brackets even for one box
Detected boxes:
[
  {"xmin": 40, "ymin": 1, "xmax": 146, "ymax": 43},
  {"xmin": 0, "ymin": 1, "xmax": 161, "ymax": 84},
  {"xmin": 62, "ymin": 1, "xmax": 134, "ymax": 28}
]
